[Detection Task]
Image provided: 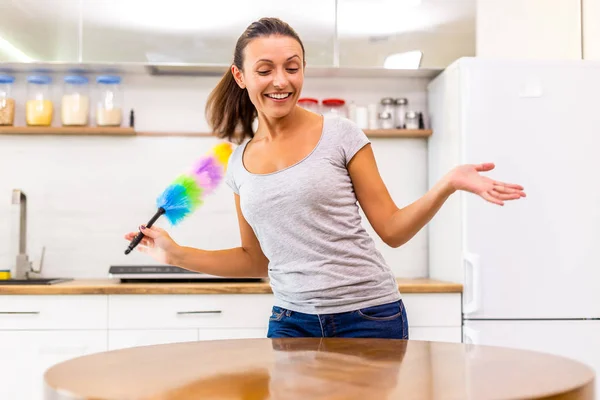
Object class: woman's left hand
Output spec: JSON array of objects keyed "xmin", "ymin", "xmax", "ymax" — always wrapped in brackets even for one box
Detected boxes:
[{"xmin": 445, "ymin": 163, "xmax": 526, "ymax": 206}]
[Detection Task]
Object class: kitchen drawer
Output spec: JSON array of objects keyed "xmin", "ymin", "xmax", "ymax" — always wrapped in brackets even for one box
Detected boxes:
[
  {"xmin": 0, "ymin": 295, "xmax": 108, "ymax": 330},
  {"xmin": 108, "ymin": 294, "xmax": 275, "ymax": 329},
  {"xmin": 108, "ymin": 329, "xmax": 198, "ymax": 351},
  {"xmin": 401, "ymin": 293, "xmax": 461, "ymax": 327}
]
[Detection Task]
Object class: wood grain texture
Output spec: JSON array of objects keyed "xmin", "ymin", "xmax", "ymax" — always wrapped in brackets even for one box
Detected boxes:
[
  {"xmin": 44, "ymin": 338, "xmax": 595, "ymax": 400},
  {"xmin": 0, "ymin": 278, "xmax": 462, "ymax": 295},
  {"xmin": 135, "ymin": 129, "xmax": 433, "ymax": 138},
  {"xmin": 0, "ymin": 126, "xmax": 135, "ymax": 136},
  {"xmin": 0, "ymin": 127, "xmax": 431, "ymax": 138}
]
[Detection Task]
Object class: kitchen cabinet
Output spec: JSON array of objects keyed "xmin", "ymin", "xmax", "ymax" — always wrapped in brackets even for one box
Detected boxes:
[
  {"xmin": 583, "ymin": 0, "xmax": 600, "ymax": 60},
  {"xmin": 79, "ymin": 0, "xmax": 336, "ymax": 66},
  {"xmin": 476, "ymin": 0, "xmax": 582, "ymax": 60},
  {"xmin": 108, "ymin": 329, "xmax": 198, "ymax": 351},
  {"xmin": 0, "ymin": 291, "xmax": 461, "ymax": 399},
  {"xmin": 0, "ymin": 330, "xmax": 107, "ymax": 400},
  {"xmin": 0, "ymin": 0, "xmax": 80, "ymax": 62}
]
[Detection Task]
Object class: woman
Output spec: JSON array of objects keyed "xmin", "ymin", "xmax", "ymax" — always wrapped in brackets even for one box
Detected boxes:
[{"xmin": 125, "ymin": 17, "xmax": 525, "ymax": 339}]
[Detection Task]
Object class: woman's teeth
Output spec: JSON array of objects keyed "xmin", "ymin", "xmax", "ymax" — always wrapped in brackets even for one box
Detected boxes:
[{"xmin": 266, "ymin": 93, "xmax": 291, "ymax": 99}]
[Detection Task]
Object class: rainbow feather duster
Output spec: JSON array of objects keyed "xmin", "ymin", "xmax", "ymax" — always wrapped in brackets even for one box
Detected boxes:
[{"xmin": 124, "ymin": 142, "xmax": 233, "ymax": 255}]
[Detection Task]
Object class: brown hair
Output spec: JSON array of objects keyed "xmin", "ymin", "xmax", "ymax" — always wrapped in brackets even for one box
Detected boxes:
[{"xmin": 205, "ymin": 17, "xmax": 306, "ymax": 143}]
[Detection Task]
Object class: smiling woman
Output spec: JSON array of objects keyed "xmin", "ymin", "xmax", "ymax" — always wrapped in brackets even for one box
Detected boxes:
[
  {"xmin": 128, "ymin": 17, "xmax": 525, "ymax": 341},
  {"xmin": 205, "ymin": 18, "xmax": 307, "ymax": 143}
]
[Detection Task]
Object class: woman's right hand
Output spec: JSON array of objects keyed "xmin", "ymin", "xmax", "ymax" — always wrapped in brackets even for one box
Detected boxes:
[{"xmin": 124, "ymin": 225, "xmax": 180, "ymax": 265}]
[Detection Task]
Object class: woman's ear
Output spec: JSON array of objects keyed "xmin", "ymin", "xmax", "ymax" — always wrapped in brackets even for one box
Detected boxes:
[{"xmin": 231, "ymin": 65, "xmax": 246, "ymax": 89}]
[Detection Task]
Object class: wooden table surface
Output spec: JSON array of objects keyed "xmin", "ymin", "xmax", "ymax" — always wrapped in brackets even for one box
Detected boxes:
[{"xmin": 44, "ymin": 338, "xmax": 595, "ymax": 400}]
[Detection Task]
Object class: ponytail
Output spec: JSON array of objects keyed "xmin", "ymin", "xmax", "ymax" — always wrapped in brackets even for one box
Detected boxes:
[{"xmin": 205, "ymin": 69, "xmax": 256, "ymax": 144}]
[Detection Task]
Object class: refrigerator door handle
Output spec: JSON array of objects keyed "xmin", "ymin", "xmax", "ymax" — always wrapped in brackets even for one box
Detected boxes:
[{"xmin": 463, "ymin": 252, "xmax": 481, "ymax": 315}]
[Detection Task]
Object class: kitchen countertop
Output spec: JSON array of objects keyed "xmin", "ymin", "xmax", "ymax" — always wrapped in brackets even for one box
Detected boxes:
[
  {"xmin": 44, "ymin": 338, "xmax": 595, "ymax": 400},
  {"xmin": 0, "ymin": 278, "xmax": 462, "ymax": 295}
]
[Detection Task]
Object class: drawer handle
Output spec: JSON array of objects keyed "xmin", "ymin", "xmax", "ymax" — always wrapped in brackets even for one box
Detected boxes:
[
  {"xmin": 177, "ymin": 310, "xmax": 222, "ymax": 315},
  {"xmin": 0, "ymin": 311, "xmax": 40, "ymax": 315}
]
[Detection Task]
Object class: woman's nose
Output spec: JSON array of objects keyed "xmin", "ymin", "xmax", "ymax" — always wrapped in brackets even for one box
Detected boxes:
[{"xmin": 273, "ymin": 69, "xmax": 289, "ymax": 89}]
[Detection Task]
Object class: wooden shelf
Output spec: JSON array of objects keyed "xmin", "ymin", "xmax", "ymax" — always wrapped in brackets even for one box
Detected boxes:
[
  {"xmin": 136, "ymin": 129, "xmax": 432, "ymax": 138},
  {"xmin": 364, "ymin": 129, "xmax": 432, "ymax": 138},
  {"xmin": 0, "ymin": 126, "xmax": 136, "ymax": 136},
  {"xmin": 0, "ymin": 127, "xmax": 431, "ymax": 138}
]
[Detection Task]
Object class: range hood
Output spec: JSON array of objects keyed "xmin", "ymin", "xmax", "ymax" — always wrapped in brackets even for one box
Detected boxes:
[{"xmin": 0, "ymin": 61, "xmax": 443, "ymax": 79}]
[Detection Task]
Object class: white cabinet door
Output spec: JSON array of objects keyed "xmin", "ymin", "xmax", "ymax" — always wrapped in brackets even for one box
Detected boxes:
[
  {"xmin": 197, "ymin": 328, "xmax": 268, "ymax": 341},
  {"xmin": 0, "ymin": 330, "xmax": 106, "ymax": 400},
  {"xmin": 410, "ymin": 327, "xmax": 462, "ymax": 343},
  {"xmin": 108, "ymin": 329, "xmax": 198, "ymax": 351},
  {"xmin": 108, "ymin": 294, "xmax": 273, "ymax": 329},
  {"xmin": 402, "ymin": 293, "xmax": 461, "ymax": 327},
  {"xmin": 463, "ymin": 320, "xmax": 600, "ymax": 378}
]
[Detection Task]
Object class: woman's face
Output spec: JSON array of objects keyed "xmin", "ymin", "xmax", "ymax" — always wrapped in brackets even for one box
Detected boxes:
[{"xmin": 233, "ymin": 35, "xmax": 305, "ymax": 121}]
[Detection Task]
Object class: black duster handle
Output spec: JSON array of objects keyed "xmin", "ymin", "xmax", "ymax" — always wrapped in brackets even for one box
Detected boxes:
[{"xmin": 124, "ymin": 207, "xmax": 166, "ymax": 255}]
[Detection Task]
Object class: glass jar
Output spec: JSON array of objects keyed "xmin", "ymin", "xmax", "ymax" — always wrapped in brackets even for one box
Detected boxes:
[
  {"xmin": 26, "ymin": 75, "xmax": 53, "ymax": 126},
  {"xmin": 321, "ymin": 98, "xmax": 347, "ymax": 118},
  {"xmin": 298, "ymin": 98, "xmax": 320, "ymax": 114},
  {"xmin": 380, "ymin": 97, "xmax": 395, "ymax": 128},
  {"xmin": 0, "ymin": 75, "xmax": 15, "ymax": 126},
  {"xmin": 378, "ymin": 111, "xmax": 394, "ymax": 129},
  {"xmin": 96, "ymin": 75, "xmax": 122, "ymax": 126},
  {"xmin": 405, "ymin": 111, "xmax": 419, "ymax": 129},
  {"xmin": 61, "ymin": 75, "xmax": 90, "ymax": 126},
  {"xmin": 394, "ymin": 98, "xmax": 408, "ymax": 129}
]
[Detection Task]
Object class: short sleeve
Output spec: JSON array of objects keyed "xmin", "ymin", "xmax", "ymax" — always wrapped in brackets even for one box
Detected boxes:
[
  {"xmin": 224, "ymin": 143, "xmax": 242, "ymax": 195},
  {"xmin": 338, "ymin": 117, "xmax": 370, "ymax": 165},
  {"xmin": 224, "ymin": 164, "xmax": 239, "ymax": 194}
]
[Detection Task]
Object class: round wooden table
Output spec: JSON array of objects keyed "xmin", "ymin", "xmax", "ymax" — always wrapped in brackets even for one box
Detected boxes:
[{"xmin": 44, "ymin": 338, "xmax": 595, "ymax": 400}]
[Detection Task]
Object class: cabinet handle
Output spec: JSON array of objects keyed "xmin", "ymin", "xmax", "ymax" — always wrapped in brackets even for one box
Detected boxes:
[
  {"xmin": 0, "ymin": 311, "xmax": 40, "ymax": 315},
  {"xmin": 176, "ymin": 310, "xmax": 222, "ymax": 315}
]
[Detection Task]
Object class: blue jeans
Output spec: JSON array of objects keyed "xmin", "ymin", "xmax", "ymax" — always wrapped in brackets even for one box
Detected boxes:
[{"xmin": 267, "ymin": 299, "xmax": 409, "ymax": 339}]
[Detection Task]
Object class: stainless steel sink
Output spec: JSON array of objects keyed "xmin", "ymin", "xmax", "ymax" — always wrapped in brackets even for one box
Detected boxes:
[{"xmin": 0, "ymin": 278, "xmax": 73, "ymax": 285}]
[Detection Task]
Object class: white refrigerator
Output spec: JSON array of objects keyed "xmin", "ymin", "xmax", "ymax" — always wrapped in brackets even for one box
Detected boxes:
[{"xmin": 427, "ymin": 57, "xmax": 600, "ymax": 378}]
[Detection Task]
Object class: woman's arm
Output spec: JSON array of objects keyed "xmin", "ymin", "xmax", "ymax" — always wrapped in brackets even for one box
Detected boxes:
[
  {"xmin": 347, "ymin": 144, "xmax": 525, "ymax": 248},
  {"xmin": 126, "ymin": 194, "xmax": 269, "ymax": 277}
]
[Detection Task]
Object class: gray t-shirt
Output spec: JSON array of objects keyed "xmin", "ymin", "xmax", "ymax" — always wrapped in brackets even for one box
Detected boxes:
[{"xmin": 225, "ymin": 115, "xmax": 401, "ymax": 314}]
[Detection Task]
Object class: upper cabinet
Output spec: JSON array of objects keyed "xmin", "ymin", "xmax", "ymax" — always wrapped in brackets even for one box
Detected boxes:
[
  {"xmin": 0, "ymin": 0, "xmax": 81, "ymax": 62},
  {"xmin": 79, "ymin": 0, "xmax": 337, "ymax": 65},
  {"xmin": 337, "ymin": 0, "xmax": 476, "ymax": 69},
  {"xmin": 0, "ymin": 0, "xmax": 474, "ymax": 69}
]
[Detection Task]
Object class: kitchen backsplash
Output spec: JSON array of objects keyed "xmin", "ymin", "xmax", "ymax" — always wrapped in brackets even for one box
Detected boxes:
[{"xmin": 0, "ymin": 73, "xmax": 429, "ymax": 279}]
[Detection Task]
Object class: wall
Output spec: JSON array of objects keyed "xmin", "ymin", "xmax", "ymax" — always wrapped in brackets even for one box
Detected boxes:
[
  {"xmin": 0, "ymin": 72, "xmax": 431, "ymax": 279},
  {"xmin": 476, "ymin": 0, "xmax": 582, "ymax": 60}
]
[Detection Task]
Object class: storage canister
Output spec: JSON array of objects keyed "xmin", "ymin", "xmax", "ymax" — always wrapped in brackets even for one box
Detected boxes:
[
  {"xmin": 61, "ymin": 75, "xmax": 90, "ymax": 126},
  {"xmin": 321, "ymin": 98, "xmax": 347, "ymax": 118},
  {"xmin": 26, "ymin": 75, "xmax": 53, "ymax": 126},
  {"xmin": 96, "ymin": 75, "xmax": 122, "ymax": 126},
  {"xmin": 298, "ymin": 98, "xmax": 320, "ymax": 114},
  {"xmin": 0, "ymin": 74, "xmax": 15, "ymax": 126}
]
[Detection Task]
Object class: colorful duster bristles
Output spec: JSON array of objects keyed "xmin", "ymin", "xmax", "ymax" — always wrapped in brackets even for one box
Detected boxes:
[{"xmin": 124, "ymin": 142, "xmax": 233, "ymax": 255}]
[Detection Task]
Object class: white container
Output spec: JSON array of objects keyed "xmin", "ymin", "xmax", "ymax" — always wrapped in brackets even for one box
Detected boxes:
[
  {"xmin": 355, "ymin": 106, "xmax": 369, "ymax": 129},
  {"xmin": 298, "ymin": 98, "xmax": 320, "ymax": 114},
  {"xmin": 61, "ymin": 75, "xmax": 90, "ymax": 126},
  {"xmin": 96, "ymin": 75, "xmax": 123, "ymax": 126},
  {"xmin": 405, "ymin": 111, "xmax": 419, "ymax": 129},
  {"xmin": 321, "ymin": 98, "xmax": 347, "ymax": 118}
]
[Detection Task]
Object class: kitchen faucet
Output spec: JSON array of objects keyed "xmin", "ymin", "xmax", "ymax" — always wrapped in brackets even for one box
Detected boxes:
[{"xmin": 12, "ymin": 189, "xmax": 44, "ymax": 279}]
